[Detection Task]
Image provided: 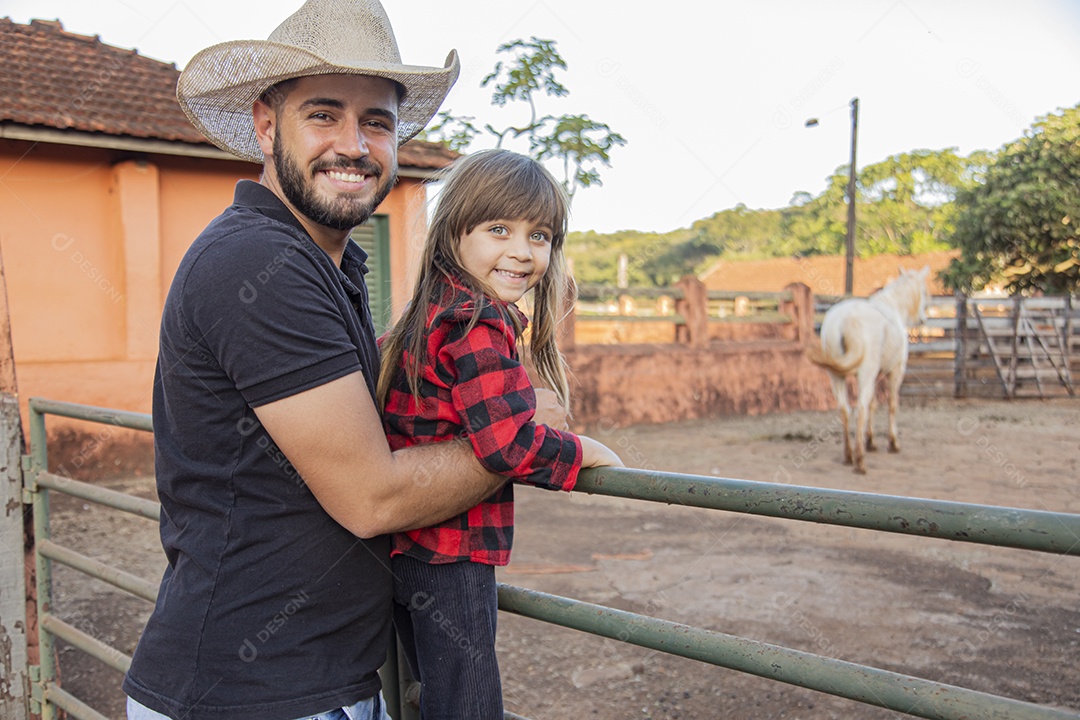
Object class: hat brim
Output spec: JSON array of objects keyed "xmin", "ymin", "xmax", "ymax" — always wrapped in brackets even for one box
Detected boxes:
[{"xmin": 177, "ymin": 40, "xmax": 459, "ymax": 162}]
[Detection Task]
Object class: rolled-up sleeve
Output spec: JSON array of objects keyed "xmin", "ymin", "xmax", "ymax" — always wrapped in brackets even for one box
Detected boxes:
[{"xmin": 441, "ymin": 314, "xmax": 581, "ymax": 492}]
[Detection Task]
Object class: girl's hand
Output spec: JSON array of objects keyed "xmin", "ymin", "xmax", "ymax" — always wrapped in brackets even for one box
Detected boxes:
[{"xmin": 579, "ymin": 435, "xmax": 624, "ymax": 468}]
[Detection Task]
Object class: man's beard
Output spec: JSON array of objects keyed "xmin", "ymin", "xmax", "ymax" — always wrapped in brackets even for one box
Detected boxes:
[{"xmin": 273, "ymin": 133, "xmax": 397, "ymax": 231}]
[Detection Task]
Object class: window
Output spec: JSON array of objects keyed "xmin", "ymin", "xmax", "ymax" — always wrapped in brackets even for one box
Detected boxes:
[{"xmin": 350, "ymin": 214, "xmax": 392, "ymax": 333}]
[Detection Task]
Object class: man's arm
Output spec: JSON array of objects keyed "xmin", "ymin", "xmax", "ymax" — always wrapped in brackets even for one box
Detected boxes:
[{"xmin": 254, "ymin": 370, "xmax": 505, "ymax": 538}]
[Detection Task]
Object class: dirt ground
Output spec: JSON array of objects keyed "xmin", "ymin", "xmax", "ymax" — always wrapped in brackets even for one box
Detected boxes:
[{"xmin": 46, "ymin": 397, "xmax": 1080, "ymax": 719}]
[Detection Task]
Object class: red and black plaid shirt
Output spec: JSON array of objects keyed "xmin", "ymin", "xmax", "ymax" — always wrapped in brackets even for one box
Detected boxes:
[{"xmin": 382, "ymin": 276, "xmax": 582, "ymax": 566}]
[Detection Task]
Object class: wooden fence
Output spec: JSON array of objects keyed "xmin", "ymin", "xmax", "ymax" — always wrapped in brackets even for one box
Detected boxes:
[
  {"xmin": 880, "ymin": 295, "xmax": 1078, "ymax": 399},
  {"xmin": 567, "ymin": 279, "xmax": 808, "ymax": 349},
  {"xmin": 572, "ymin": 281, "xmax": 1080, "ymax": 401}
]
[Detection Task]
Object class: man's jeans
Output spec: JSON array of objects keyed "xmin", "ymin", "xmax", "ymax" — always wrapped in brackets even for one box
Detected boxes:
[{"xmin": 126, "ymin": 693, "xmax": 390, "ymax": 720}]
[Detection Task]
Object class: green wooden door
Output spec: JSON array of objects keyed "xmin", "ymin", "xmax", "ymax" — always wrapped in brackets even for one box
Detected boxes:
[{"xmin": 350, "ymin": 214, "xmax": 392, "ymax": 333}]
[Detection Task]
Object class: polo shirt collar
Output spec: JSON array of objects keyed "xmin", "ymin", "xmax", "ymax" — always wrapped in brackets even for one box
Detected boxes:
[{"xmin": 232, "ymin": 180, "xmax": 371, "ymax": 291}]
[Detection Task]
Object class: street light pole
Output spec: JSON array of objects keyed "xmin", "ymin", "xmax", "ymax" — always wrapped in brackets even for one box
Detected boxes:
[
  {"xmin": 805, "ymin": 97, "xmax": 860, "ymax": 295},
  {"xmin": 844, "ymin": 97, "xmax": 859, "ymax": 296}
]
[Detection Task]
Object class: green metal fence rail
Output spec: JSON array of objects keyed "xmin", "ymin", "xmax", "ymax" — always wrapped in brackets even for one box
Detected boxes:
[
  {"xmin": 21, "ymin": 398, "xmax": 1080, "ymax": 720},
  {"xmin": 24, "ymin": 399, "xmax": 155, "ymax": 720},
  {"xmin": 497, "ymin": 585, "xmax": 1073, "ymax": 720},
  {"xmin": 575, "ymin": 467, "xmax": 1080, "ymax": 556}
]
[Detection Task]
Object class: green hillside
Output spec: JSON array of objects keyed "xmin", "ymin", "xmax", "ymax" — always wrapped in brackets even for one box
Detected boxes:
[{"xmin": 567, "ymin": 147, "xmax": 982, "ymax": 287}]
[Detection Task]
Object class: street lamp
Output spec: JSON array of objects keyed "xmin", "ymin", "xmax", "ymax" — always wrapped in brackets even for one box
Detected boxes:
[{"xmin": 805, "ymin": 97, "xmax": 859, "ymax": 296}]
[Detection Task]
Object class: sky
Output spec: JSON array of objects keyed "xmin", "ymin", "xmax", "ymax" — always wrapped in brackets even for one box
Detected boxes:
[{"xmin": 5, "ymin": 0, "xmax": 1080, "ymax": 235}]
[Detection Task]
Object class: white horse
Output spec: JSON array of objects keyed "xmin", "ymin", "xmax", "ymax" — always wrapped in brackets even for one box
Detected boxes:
[{"xmin": 807, "ymin": 266, "xmax": 930, "ymax": 474}]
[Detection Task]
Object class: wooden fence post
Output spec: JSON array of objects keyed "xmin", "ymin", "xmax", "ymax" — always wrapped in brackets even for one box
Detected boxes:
[
  {"xmin": 0, "ymin": 249, "xmax": 29, "ymax": 719},
  {"xmin": 954, "ymin": 292, "xmax": 968, "ymax": 398},
  {"xmin": 1064, "ymin": 295, "xmax": 1073, "ymax": 389},
  {"xmin": 781, "ymin": 283, "xmax": 814, "ymax": 346},
  {"xmin": 674, "ymin": 276, "xmax": 708, "ymax": 349},
  {"xmin": 1008, "ymin": 296, "xmax": 1022, "ymax": 397}
]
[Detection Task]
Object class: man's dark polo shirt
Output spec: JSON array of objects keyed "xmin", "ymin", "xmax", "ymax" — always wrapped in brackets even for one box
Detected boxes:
[{"xmin": 124, "ymin": 181, "xmax": 391, "ymax": 720}]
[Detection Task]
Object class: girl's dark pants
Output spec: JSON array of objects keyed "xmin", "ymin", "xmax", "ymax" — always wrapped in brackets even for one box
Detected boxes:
[{"xmin": 392, "ymin": 554, "xmax": 502, "ymax": 720}]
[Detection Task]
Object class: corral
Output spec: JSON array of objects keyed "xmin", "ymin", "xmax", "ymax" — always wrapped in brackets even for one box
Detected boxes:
[{"xmin": 43, "ymin": 396, "xmax": 1079, "ymax": 719}]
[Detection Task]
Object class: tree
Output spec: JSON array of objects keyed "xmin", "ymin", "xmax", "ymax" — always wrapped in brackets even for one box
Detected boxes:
[
  {"xmin": 779, "ymin": 174, "xmax": 848, "ymax": 256},
  {"xmin": 424, "ymin": 37, "xmax": 625, "ymax": 203},
  {"xmin": 686, "ymin": 203, "xmax": 783, "ymax": 259},
  {"xmin": 780, "ymin": 148, "xmax": 975, "ymax": 259},
  {"xmin": 564, "ymin": 228, "xmax": 693, "ymax": 286},
  {"xmin": 942, "ymin": 104, "xmax": 1080, "ymax": 295},
  {"xmin": 857, "ymin": 148, "xmax": 975, "ymax": 255}
]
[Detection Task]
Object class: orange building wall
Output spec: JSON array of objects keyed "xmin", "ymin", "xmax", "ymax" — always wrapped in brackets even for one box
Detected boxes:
[
  {"xmin": 0, "ymin": 139, "xmax": 429, "ymax": 444},
  {"xmin": 157, "ymin": 156, "xmax": 261, "ymax": 305},
  {"xmin": 381, "ymin": 176, "xmax": 430, "ymax": 320},
  {"xmin": 1, "ymin": 142, "xmax": 124, "ymax": 362}
]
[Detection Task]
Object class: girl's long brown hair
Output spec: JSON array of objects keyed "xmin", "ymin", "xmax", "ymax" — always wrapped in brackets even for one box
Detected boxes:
[{"xmin": 376, "ymin": 149, "xmax": 576, "ymax": 412}]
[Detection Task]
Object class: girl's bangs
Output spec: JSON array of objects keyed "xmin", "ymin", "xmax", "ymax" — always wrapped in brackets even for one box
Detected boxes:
[{"xmin": 458, "ymin": 161, "xmax": 566, "ymax": 241}]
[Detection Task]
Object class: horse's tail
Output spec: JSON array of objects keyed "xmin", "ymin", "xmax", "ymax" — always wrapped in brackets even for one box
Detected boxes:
[{"xmin": 806, "ymin": 317, "xmax": 865, "ymax": 375}]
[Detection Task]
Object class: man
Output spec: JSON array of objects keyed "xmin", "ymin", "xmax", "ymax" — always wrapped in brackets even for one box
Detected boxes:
[{"xmin": 123, "ymin": 1, "xmax": 560, "ymax": 718}]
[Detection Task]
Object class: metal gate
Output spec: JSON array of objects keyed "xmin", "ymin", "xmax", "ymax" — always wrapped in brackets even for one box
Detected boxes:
[
  {"xmin": 965, "ymin": 296, "xmax": 1076, "ymax": 398},
  {"xmin": 897, "ymin": 294, "xmax": 1079, "ymax": 399},
  {"xmin": 18, "ymin": 397, "xmax": 1080, "ymax": 720}
]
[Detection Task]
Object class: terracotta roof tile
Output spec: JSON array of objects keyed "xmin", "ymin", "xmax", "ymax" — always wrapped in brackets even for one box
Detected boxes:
[
  {"xmin": 0, "ymin": 18, "xmax": 203, "ymax": 143},
  {"xmin": 700, "ymin": 250, "xmax": 958, "ymax": 297},
  {"xmin": 0, "ymin": 17, "xmax": 456, "ymax": 169},
  {"xmin": 398, "ymin": 139, "xmax": 459, "ymax": 170}
]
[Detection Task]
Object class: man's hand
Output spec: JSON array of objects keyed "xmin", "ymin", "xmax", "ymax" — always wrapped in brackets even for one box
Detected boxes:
[
  {"xmin": 534, "ymin": 388, "xmax": 569, "ymax": 430},
  {"xmin": 254, "ymin": 371, "xmax": 503, "ymax": 538}
]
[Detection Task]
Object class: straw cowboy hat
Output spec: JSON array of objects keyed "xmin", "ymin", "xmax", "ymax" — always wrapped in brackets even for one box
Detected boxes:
[{"xmin": 176, "ymin": 0, "xmax": 459, "ymax": 162}]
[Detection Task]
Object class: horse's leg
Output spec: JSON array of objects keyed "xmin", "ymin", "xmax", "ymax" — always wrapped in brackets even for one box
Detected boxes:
[
  {"xmin": 886, "ymin": 367, "xmax": 905, "ymax": 453},
  {"xmin": 852, "ymin": 405, "xmax": 867, "ymax": 474},
  {"xmin": 829, "ymin": 373, "xmax": 852, "ymax": 465},
  {"xmin": 852, "ymin": 367, "xmax": 879, "ymax": 474},
  {"xmin": 865, "ymin": 392, "xmax": 877, "ymax": 452}
]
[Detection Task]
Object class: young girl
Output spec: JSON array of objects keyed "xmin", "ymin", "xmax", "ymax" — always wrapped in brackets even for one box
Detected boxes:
[{"xmin": 377, "ymin": 149, "xmax": 621, "ymax": 719}]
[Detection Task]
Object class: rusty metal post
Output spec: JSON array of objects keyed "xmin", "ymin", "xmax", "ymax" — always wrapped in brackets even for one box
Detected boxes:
[
  {"xmin": 27, "ymin": 403, "xmax": 55, "ymax": 720},
  {"xmin": 0, "ymin": 245, "xmax": 29, "ymax": 719}
]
